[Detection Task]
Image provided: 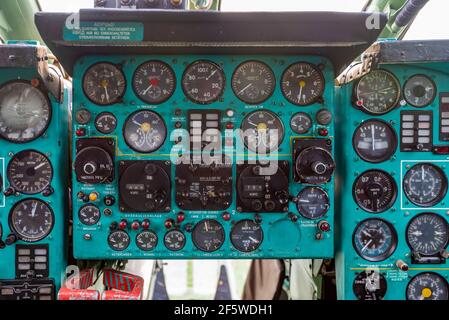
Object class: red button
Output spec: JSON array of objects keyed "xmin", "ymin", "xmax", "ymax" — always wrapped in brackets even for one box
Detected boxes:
[
  {"xmin": 164, "ymin": 219, "xmax": 174, "ymax": 229},
  {"xmin": 119, "ymin": 220, "xmax": 128, "ymax": 230},
  {"xmin": 131, "ymin": 221, "xmax": 140, "ymax": 231},
  {"xmin": 222, "ymin": 212, "xmax": 231, "ymax": 221},
  {"xmin": 141, "ymin": 219, "xmax": 150, "ymax": 229},
  {"xmin": 318, "ymin": 128, "xmax": 328, "ymax": 136},
  {"xmin": 76, "ymin": 128, "xmax": 86, "ymax": 137},
  {"xmin": 318, "ymin": 221, "xmax": 331, "ymax": 232},
  {"xmin": 177, "ymin": 213, "xmax": 185, "ymax": 223}
]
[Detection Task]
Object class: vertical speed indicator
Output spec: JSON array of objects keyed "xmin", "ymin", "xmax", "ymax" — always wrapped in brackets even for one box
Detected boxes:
[{"xmin": 281, "ymin": 62, "xmax": 325, "ymax": 106}]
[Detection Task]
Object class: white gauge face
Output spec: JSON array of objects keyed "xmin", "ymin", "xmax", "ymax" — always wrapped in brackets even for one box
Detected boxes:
[
  {"xmin": 0, "ymin": 81, "xmax": 51, "ymax": 143},
  {"xmin": 404, "ymin": 75, "xmax": 436, "ymax": 108}
]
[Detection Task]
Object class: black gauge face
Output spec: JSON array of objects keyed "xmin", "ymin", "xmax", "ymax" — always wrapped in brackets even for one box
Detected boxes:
[
  {"xmin": 9, "ymin": 199, "xmax": 54, "ymax": 242},
  {"xmin": 406, "ymin": 213, "xmax": 449, "ymax": 256},
  {"xmin": 353, "ymin": 170, "xmax": 397, "ymax": 213},
  {"xmin": 295, "ymin": 146, "xmax": 335, "ymax": 185},
  {"xmin": 164, "ymin": 230, "xmax": 186, "ymax": 252},
  {"xmin": 136, "ymin": 230, "xmax": 158, "ymax": 251},
  {"xmin": 353, "ymin": 271, "xmax": 387, "ymax": 300},
  {"xmin": 296, "ymin": 187, "xmax": 330, "ymax": 220},
  {"xmin": 78, "ymin": 204, "xmax": 101, "ymax": 226},
  {"xmin": 407, "ymin": 273, "xmax": 449, "ymax": 300},
  {"xmin": 281, "ymin": 62, "xmax": 325, "ymax": 106},
  {"xmin": 123, "ymin": 110, "xmax": 167, "ymax": 153},
  {"xmin": 231, "ymin": 61, "xmax": 275, "ymax": 105},
  {"xmin": 240, "ymin": 110, "xmax": 285, "ymax": 153},
  {"xmin": 353, "ymin": 218, "xmax": 397, "ymax": 262},
  {"xmin": 0, "ymin": 81, "xmax": 51, "ymax": 143},
  {"xmin": 192, "ymin": 219, "xmax": 225, "ymax": 252},
  {"xmin": 95, "ymin": 112, "xmax": 117, "ymax": 134},
  {"xmin": 353, "ymin": 120, "xmax": 397, "ymax": 163},
  {"xmin": 82, "ymin": 62, "xmax": 126, "ymax": 106},
  {"xmin": 290, "ymin": 112, "xmax": 312, "ymax": 134},
  {"xmin": 7, "ymin": 150, "xmax": 53, "ymax": 195},
  {"xmin": 74, "ymin": 146, "xmax": 114, "ymax": 184},
  {"xmin": 355, "ymin": 69, "xmax": 401, "ymax": 115},
  {"xmin": 404, "ymin": 75, "xmax": 436, "ymax": 108},
  {"xmin": 108, "ymin": 230, "xmax": 130, "ymax": 251},
  {"xmin": 182, "ymin": 61, "xmax": 225, "ymax": 104},
  {"xmin": 231, "ymin": 220, "xmax": 263, "ymax": 253},
  {"xmin": 403, "ymin": 163, "xmax": 448, "ymax": 207},
  {"xmin": 132, "ymin": 61, "xmax": 176, "ymax": 104}
]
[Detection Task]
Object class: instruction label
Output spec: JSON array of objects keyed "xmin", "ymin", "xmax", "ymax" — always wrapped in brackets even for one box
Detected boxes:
[{"xmin": 64, "ymin": 22, "xmax": 144, "ymax": 41}]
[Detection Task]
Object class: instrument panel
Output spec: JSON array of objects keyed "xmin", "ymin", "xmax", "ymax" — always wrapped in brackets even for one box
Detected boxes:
[
  {"xmin": 0, "ymin": 44, "xmax": 70, "ymax": 301},
  {"xmin": 336, "ymin": 43, "xmax": 449, "ymax": 300},
  {"xmin": 71, "ymin": 54, "xmax": 336, "ymax": 259}
]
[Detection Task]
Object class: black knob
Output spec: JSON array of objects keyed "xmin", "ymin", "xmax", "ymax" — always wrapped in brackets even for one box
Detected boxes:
[
  {"xmin": 289, "ymin": 213, "xmax": 299, "ymax": 223},
  {"xmin": 312, "ymin": 161, "xmax": 327, "ymax": 175},
  {"xmin": 104, "ymin": 195, "xmax": 116, "ymax": 206},
  {"xmin": 0, "ymin": 241, "xmax": 5, "ymax": 249},
  {"xmin": 254, "ymin": 215, "xmax": 262, "ymax": 225},
  {"xmin": 109, "ymin": 222, "xmax": 118, "ymax": 231},
  {"xmin": 5, "ymin": 234, "xmax": 17, "ymax": 246},
  {"xmin": 83, "ymin": 162, "xmax": 97, "ymax": 175},
  {"xmin": 251, "ymin": 200, "xmax": 263, "ymax": 211},
  {"xmin": 264, "ymin": 200, "xmax": 276, "ymax": 211}
]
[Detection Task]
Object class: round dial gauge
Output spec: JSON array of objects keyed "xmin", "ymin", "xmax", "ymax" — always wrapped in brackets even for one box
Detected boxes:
[
  {"xmin": 231, "ymin": 61, "xmax": 275, "ymax": 105},
  {"xmin": 295, "ymin": 146, "xmax": 335, "ymax": 185},
  {"xmin": 407, "ymin": 273, "xmax": 449, "ymax": 300},
  {"xmin": 95, "ymin": 112, "xmax": 117, "ymax": 134},
  {"xmin": 406, "ymin": 213, "xmax": 449, "ymax": 256},
  {"xmin": 7, "ymin": 150, "xmax": 53, "ymax": 195},
  {"xmin": 192, "ymin": 219, "xmax": 225, "ymax": 252},
  {"xmin": 281, "ymin": 62, "xmax": 325, "ymax": 106},
  {"xmin": 353, "ymin": 170, "xmax": 397, "ymax": 213},
  {"xmin": 404, "ymin": 74, "xmax": 436, "ymax": 108},
  {"xmin": 82, "ymin": 62, "xmax": 126, "ymax": 106},
  {"xmin": 231, "ymin": 220, "xmax": 263, "ymax": 253},
  {"xmin": 353, "ymin": 218, "xmax": 397, "ymax": 262},
  {"xmin": 9, "ymin": 199, "xmax": 54, "ymax": 242},
  {"xmin": 353, "ymin": 120, "xmax": 397, "ymax": 163},
  {"xmin": 240, "ymin": 110, "xmax": 285, "ymax": 153},
  {"xmin": 182, "ymin": 60, "xmax": 225, "ymax": 104},
  {"xmin": 74, "ymin": 146, "xmax": 114, "ymax": 184},
  {"xmin": 136, "ymin": 230, "xmax": 158, "ymax": 251},
  {"xmin": 296, "ymin": 187, "xmax": 330, "ymax": 220},
  {"xmin": 78, "ymin": 204, "xmax": 101, "ymax": 226},
  {"xmin": 403, "ymin": 163, "xmax": 448, "ymax": 207},
  {"xmin": 132, "ymin": 61, "xmax": 176, "ymax": 104},
  {"xmin": 355, "ymin": 69, "xmax": 401, "ymax": 115},
  {"xmin": 108, "ymin": 230, "xmax": 130, "ymax": 251},
  {"xmin": 0, "ymin": 81, "xmax": 51, "ymax": 143},
  {"xmin": 290, "ymin": 112, "xmax": 312, "ymax": 134},
  {"xmin": 123, "ymin": 110, "xmax": 167, "ymax": 153},
  {"xmin": 353, "ymin": 271, "xmax": 387, "ymax": 300},
  {"xmin": 164, "ymin": 230, "xmax": 186, "ymax": 251}
]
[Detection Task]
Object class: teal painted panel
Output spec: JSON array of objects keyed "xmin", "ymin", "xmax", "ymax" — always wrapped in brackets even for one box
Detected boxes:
[
  {"xmin": 71, "ymin": 54, "xmax": 336, "ymax": 259},
  {"xmin": 336, "ymin": 62, "xmax": 449, "ymax": 300},
  {"xmin": 0, "ymin": 67, "xmax": 69, "ymax": 291}
]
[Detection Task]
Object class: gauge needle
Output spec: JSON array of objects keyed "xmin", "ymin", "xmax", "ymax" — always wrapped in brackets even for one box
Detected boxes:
[
  {"xmin": 104, "ymin": 87, "xmax": 110, "ymax": 102},
  {"xmin": 143, "ymin": 84, "xmax": 153, "ymax": 95},
  {"xmin": 34, "ymin": 163, "xmax": 46, "ymax": 170},
  {"xmin": 249, "ymin": 236, "xmax": 259, "ymax": 243},
  {"xmin": 133, "ymin": 120, "xmax": 142, "ymax": 126},
  {"xmin": 422, "ymin": 166, "xmax": 425, "ymax": 180},
  {"xmin": 371, "ymin": 124, "xmax": 376, "ymax": 151},
  {"xmin": 31, "ymin": 202, "xmax": 37, "ymax": 218},
  {"xmin": 206, "ymin": 70, "xmax": 218, "ymax": 80},
  {"xmin": 361, "ymin": 239, "xmax": 373, "ymax": 252},
  {"xmin": 238, "ymin": 83, "xmax": 253, "ymax": 95}
]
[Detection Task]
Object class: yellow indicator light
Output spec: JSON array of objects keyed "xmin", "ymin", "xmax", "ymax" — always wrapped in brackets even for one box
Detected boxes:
[
  {"xmin": 141, "ymin": 122, "xmax": 152, "ymax": 133},
  {"xmin": 299, "ymin": 80, "xmax": 306, "ymax": 88},
  {"xmin": 257, "ymin": 123, "xmax": 268, "ymax": 131},
  {"xmin": 89, "ymin": 192, "xmax": 99, "ymax": 202}
]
